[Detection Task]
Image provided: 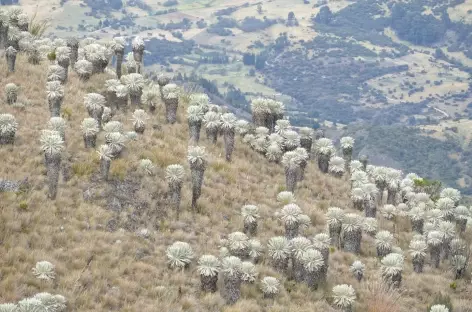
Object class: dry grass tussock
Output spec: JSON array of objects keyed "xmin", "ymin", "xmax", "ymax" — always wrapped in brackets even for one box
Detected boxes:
[{"xmin": 0, "ymin": 55, "xmax": 471, "ymax": 311}]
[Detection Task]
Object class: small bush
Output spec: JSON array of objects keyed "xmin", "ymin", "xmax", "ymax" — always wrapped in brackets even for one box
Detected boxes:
[
  {"xmin": 72, "ymin": 162, "xmax": 95, "ymax": 177},
  {"xmin": 449, "ymin": 282, "xmax": 457, "ymax": 290},
  {"xmin": 61, "ymin": 107, "xmax": 72, "ymax": 120},
  {"xmin": 47, "ymin": 51, "xmax": 56, "ymax": 61},
  {"xmin": 19, "ymin": 200, "xmax": 28, "ymax": 210},
  {"xmin": 110, "ymin": 159, "xmax": 128, "ymax": 181},
  {"xmin": 210, "ymin": 160, "xmax": 228, "ymax": 172}
]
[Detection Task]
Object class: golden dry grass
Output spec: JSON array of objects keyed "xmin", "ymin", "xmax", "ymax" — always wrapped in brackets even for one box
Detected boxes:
[{"xmin": 0, "ymin": 54, "xmax": 471, "ymax": 311}]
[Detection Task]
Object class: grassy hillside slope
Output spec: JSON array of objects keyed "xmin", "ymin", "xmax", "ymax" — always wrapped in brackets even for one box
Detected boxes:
[{"xmin": 0, "ymin": 54, "xmax": 471, "ymax": 312}]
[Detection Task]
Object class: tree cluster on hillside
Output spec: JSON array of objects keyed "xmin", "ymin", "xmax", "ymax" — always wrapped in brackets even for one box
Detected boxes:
[{"xmin": 139, "ymin": 38, "xmax": 194, "ymax": 66}]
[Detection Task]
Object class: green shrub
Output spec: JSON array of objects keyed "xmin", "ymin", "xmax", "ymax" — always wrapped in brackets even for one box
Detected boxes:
[
  {"xmin": 449, "ymin": 281, "xmax": 457, "ymax": 290},
  {"xmin": 47, "ymin": 51, "xmax": 56, "ymax": 61},
  {"xmin": 19, "ymin": 200, "xmax": 28, "ymax": 210},
  {"xmin": 61, "ymin": 107, "xmax": 72, "ymax": 120}
]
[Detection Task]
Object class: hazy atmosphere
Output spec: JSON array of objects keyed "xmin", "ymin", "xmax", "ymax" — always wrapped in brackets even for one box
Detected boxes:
[{"xmin": 0, "ymin": 0, "xmax": 471, "ymax": 311}]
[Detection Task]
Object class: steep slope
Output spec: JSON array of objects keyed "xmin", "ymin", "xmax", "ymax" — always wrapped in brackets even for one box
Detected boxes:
[{"xmin": 0, "ymin": 54, "xmax": 471, "ymax": 312}]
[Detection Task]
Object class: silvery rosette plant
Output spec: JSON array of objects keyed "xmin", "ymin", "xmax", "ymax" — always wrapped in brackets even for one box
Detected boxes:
[
  {"xmin": 141, "ymin": 84, "xmax": 159, "ymax": 113},
  {"xmin": 40, "ymin": 130, "xmax": 64, "ymax": 199},
  {"xmin": 109, "ymin": 37, "xmax": 125, "ymax": 78},
  {"xmin": 260, "ymin": 276, "xmax": 280, "ymax": 299},
  {"xmin": 440, "ymin": 187, "xmax": 461, "ymax": 206},
  {"xmin": 437, "ymin": 220, "xmax": 455, "ymax": 261},
  {"xmin": 166, "ymin": 241, "xmax": 194, "ymax": 270},
  {"xmin": 121, "ymin": 73, "xmax": 145, "ymax": 109},
  {"xmin": 340, "ymin": 137, "xmax": 355, "ymax": 173},
  {"xmin": 139, "ymin": 159, "xmax": 154, "ymax": 176},
  {"xmin": 84, "ymin": 93, "xmax": 105, "ymax": 128},
  {"xmin": 375, "ymin": 230, "xmax": 394, "ymax": 258},
  {"xmin": 291, "ymin": 236, "xmax": 312, "ymax": 282},
  {"xmin": 250, "ymin": 97, "xmax": 270, "ymax": 128},
  {"xmin": 454, "ymin": 205, "xmax": 469, "ymax": 233},
  {"xmin": 386, "ymin": 168, "xmax": 402, "ymax": 205},
  {"xmin": 362, "ymin": 217, "xmax": 378, "ymax": 236},
  {"xmin": 46, "ymin": 81, "xmax": 64, "ymax": 117},
  {"xmin": 188, "ymin": 146, "xmax": 207, "ymax": 213},
  {"xmin": 187, "ymin": 104, "xmax": 204, "ymax": 143},
  {"xmin": 203, "ymin": 111, "xmax": 221, "ymax": 144},
  {"xmin": 132, "ymin": 36, "xmax": 145, "ymax": 72},
  {"xmin": 299, "ymin": 127, "xmax": 313, "ymax": 155},
  {"xmin": 332, "ymin": 284, "xmax": 356, "ymax": 312},
  {"xmin": 427, "ymin": 230, "xmax": 443, "ymax": 268},
  {"xmin": 131, "ymin": 109, "xmax": 149, "ymax": 134},
  {"xmin": 329, "ymin": 156, "xmax": 345, "ymax": 178},
  {"xmin": 277, "ymin": 191, "xmax": 296, "ymax": 205},
  {"xmin": 248, "ymin": 239, "xmax": 263, "ymax": 263},
  {"xmin": 313, "ymin": 233, "xmax": 331, "ymax": 282},
  {"xmin": 47, "ymin": 65, "xmax": 66, "ymax": 84},
  {"xmin": 157, "ymin": 73, "xmax": 172, "ymax": 100},
  {"xmin": 283, "ymin": 130, "xmax": 300, "ymax": 152},
  {"xmin": 409, "ymin": 239, "xmax": 427, "ymax": 273},
  {"xmin": 350, "ymin": 260, "xmax": 365, "ymax": 282},
  {"xmin": 32, "ymin": 261, "xmax": 56, "ymax": 281},
  {"xmin": 430, "ymin": 305, "xmax": 449, "ymax": 312},
  {"xmin": 294, "ymin": 147, "xmax": 309, "ymax": 181},
  {"xmin": 221, "ymin": 256, "xmax": 243, "ymax": 305},
  {"xmin": 275, "ymin": 119, "xmax": 291, "ymax": 137},
  {"xmin": 241, "ymin": 205, "xmax": 260, "ymax": 236},
  {"xmin": 74, "ymin": 59, "xmax": 93, "ymax": 81},
  {"xmin": 341, "ymin": 213, "xmax": 362, "ymax": 254},
  {"xmin": 436, "ymin": 197, "xmax": 455, "ymax": 222},
  {"xmin": 267, "ymin": 236, "xmax": 290, "ymax": 273},
  {"xmin": 408, "ymin": 205, "xmax": 425, "ymax": 234},
  {"xmin": 66, "ymin": 37, "xmax": 79, "ymax": 68},
  {"xmin": 280, "ymin": 203, "xmax": 302, "ymax": 239},
  {"xmin": 55, "ymin": 46, "xmax": 71, "ymax": 81},
  {"xmin": 83, "ymin": 43, "xmax": 110, "ymax": 73},
  {"xmin": 165, "ymin": 164, "xmax": 185, "ymax": 220},
  {"xmin": 302, "ymin": 248, "xmax": 324, "ymax": 290},
  {"xmin": 315, "ymin": 138, "xmax": 334, "ymax": 173},
  {"xmin": 105, "ymin": 79, "xmax": 121, "ymax": 110},
  {"xmin": 235, "ymin": 119, "xmax": 250, "ymax": 138},
  {"xmin": 221, "ymin": 113, "xmax": 237, "ymax": 162},
  {"xmin": 47, "ymin": 117, "xmax": 66, "ymax": 142},
  {"xmin": 0, "ymin": 113, "xmax": 18, "ymax": 145},
  {"xmin": 240, "ymin": 261, "xmax": 257, "ymax": 284},
  {"xmin": 5, "ymin": 82, "xmax": 18, "ymax": 105},
  {"xmin": 197, "ymin": 255, "xmax": 220, "ymax": 292},
  {"xmin": 372, "ymin": 166, "xmax": 389, "ymax": 205},
  {"xmin": 163, "ymin": 84, "xmax": 180, "ymax": 124},
  {"xmin": 97, "ymin": 144, "xmax": 113, "ymax": 181},
  {"xmin": 451, "ymin": 254, "xmax": 468, "ymax": 279},
  {"xmin": 281, "ymin": 151, "xmax": 301, "ymax": 193},
  {"xmin": 326, "ymin": 207, "xmax": 345, "ymax": 247},
  {"xmin": 380, "ymin": 253, "xmax": 404, "ymax": 288},
  {"xmin": 227, "ymin": 232, "xmax": 250, "ymax": 258},
  {"xmin": 6, "ymin": 46, "xmax": 17, "ymax": 72}
]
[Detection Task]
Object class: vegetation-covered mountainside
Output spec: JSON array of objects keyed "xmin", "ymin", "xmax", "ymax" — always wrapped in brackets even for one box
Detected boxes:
[
  {"xmin": 7, "ymin": 0, "xmax": 472, "ymax": 193},
  {"xmin": 2, "ymin": 8, "xmax": 472, "ymax": 311}
]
